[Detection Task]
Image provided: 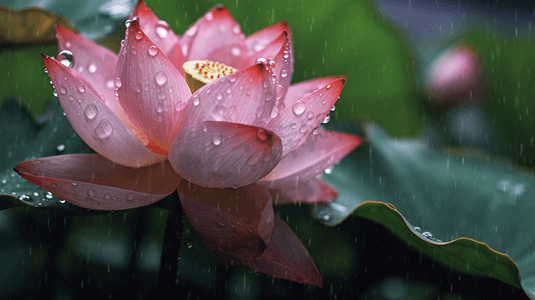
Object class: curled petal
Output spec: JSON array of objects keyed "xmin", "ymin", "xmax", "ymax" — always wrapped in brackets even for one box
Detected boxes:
[
  {"xmin": 260, "ymin": 129, "xmax": 363, "ymax": 189},
  {"xmin": 13, "ymin": 154, "xmax": 179, "ymax": 210},
  {"xmin": 238, "ymin": 31, "xmax": 293, "ymax": 109},
  {"xmin": 55, "ymin": 24, "xmax": 119, "ymax": 113},
  {"xmin": 179, "ymin": 4, "xmax": 246, "ymax": 67},
  {"xmin": 117, "ymin": 19, "xmax": 192, "ymax": 151},
  {"xmin": 266, "ymin": 77, "xmax": 346, "ymax": 156},
  {"xmin": 129, "ymin": 0, "xmax": 180, "ymax": 56},
  {"xmin": 42, "ymin": 54, "xmax": 166, "ymax": 167},
  {"xmin": 245, "ymin": 21, "xmax": 290, "ymax": 54},
  {"xmin": 178, "ymin": 181, "xmax": 274, "ymax": 262},
  {"xmin": 169, "ymin": 121, "xmax": 282, "ymax": 189},
  {"xmin": 244, "ymin": 215, "xmax": 322, "ymax": 287},
  {"xmin": 176, "ymin": 61, "xmax": 277, "ymax": 133},
  {"xmin": 270, "ymin": 178, "xmax": 337, "ymax": 205}
]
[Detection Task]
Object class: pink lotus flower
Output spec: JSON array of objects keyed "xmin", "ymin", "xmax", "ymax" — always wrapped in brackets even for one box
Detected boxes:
[{"xmin": 13, "ymin": 1, "xmax": 362, "ymax": 287}]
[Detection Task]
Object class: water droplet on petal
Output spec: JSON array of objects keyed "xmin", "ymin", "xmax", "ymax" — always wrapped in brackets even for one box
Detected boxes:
[
  {"xmin": 155, "ymin": 71, "xmax": 167, "ymax": 86},
  {"xmin": 324, "ymin": 168, "xmax": 332, "ymax": 174},
  {"xmin": 78, "ymin": 84, "xmax": 85, "ymax": 93},
  {"xmin": 205, "ymin": 11, "xmax": 213, "ymax": 21},
  {"xmin": 270, "ymin": 106, "xmax": 279, "ymax": 118},
  {"xmin": 59, "ymin": 86, "xmax": 67, "ymax": 94},
  {"xmin": 155, "ymin": 20, "xmax": 169, "ymax": 38},
  {"xmin": 84, "ymin": 104, "xmax": 98, "ymax": 120},
  {"xmin": 212, "ymin": 133, "xmax": 222, "ymax": 146},
  {"xmin": 331, "ymin": 105, "xmax": 336, "ymax": 112},
  {"xmin": 135, "ymin": 31, "xmax": 144, "ymax": 40},
  {"xmin": 255, "ymin": 57, "xmax": 267, "ymax": 65},
  {"xmin": 216, "ymin": 92, "xmax": 223, "ymax": 100},
  {"xmin": 88, "ymin": 63, "xmax": 97, "ymax": 73},
  {"xmin": 58, "ymin": 50, "xmax": 75, "ymax": 68},
  {"xmin": 95, "ymin": 120, "xmax": 113, "ymax": 139},
  {"xmin": 186, "ymin": 25, "xmax": 197, "ymax": 36},
  {"xmin": 307, "ymin": 111, "xmax": 314, "ymax": 119},
  {"xmin": 299, "ymin": 124, "xmax": 308, "ymax": 133},
  {"xmin": 215, "ymin": 217, "xmax": 228, "ymax": 227},
  {"xmin": 148, "ymin": 45, "xmax": 159, "ymax": 56},
  {"xmin": 257, "ymin": 129, "xmax": 269, "ymax": 141},
  {"xmin": 280, "ymin": 69, "xmax": 288, "ymax": 78},
  {"xmin": 87, "ymin": 190, "xmax": 96, "ymax": 197},
  {"xmin": 229, "ymin": 76, "xmax": 237, "ymax": 83},
  {"xmin": 115, "ymin": 77, "xmax": 122, "ymax": 88},
  {"xmin": 292, "ymin": 101, "xmax": 306, "ymax": 116},
  {"xmin": 106, "ymin": 80, "xmax": 114, "ymax": 89},
  {"xmin": 125, "ymin": 19, "xmax": 132, "ymax": 28},
  {"xmin": 283, "ymin": 50, "xmax": 290, "ymax": 59},
  {"xmin": 156, "ymin": 104, "xmax": 164, "ymax": 113},
  {"xmin": 322, "ymin": 114, "xmax": 330, "ymax": 124},
  {"xmin": 192, "ymin": 95, "xmax": 200, "ymax": 106}
]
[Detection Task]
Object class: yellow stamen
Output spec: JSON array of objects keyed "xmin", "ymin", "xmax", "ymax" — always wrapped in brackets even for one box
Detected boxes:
[{"xmin": 183, "ymin": 60, "xmax": 236, "ymax": 93}]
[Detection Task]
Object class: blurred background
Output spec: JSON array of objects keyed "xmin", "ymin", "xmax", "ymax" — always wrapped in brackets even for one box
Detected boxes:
[{"xmin": 1, "ymin": 0, "xmax": 535, "ymax": 299}]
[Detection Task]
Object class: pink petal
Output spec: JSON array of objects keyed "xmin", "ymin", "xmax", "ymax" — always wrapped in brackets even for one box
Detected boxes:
[
  {"xmin": 176, "ymin": 61, "xmax": 277, "ymax": 133},
  {"xmin": 177, "ymin": 180, "xmax": 274, "ymax": 262},
  {"xmin": 129, "ymin": 0, "xmax": 181, "ymax": 57},
  {"xmin": 245, "ymin": 21, "xmax": 290, "ymax": 54},
  {"xmin": 42, "ymin": 54, "xmax": 167, "ymax": 167},
  {"xmin": 238, "ymin": 31, "xmax": 293, "ymax": 109},
  {"xmin": 179, "ymin": 4, "xmax": 246, "ymax": 67},
  {"xmin": 266, "ymin": 77, "xmax": 346, "ymax": 156},
  {"xmin": 259, "ymin": 129, "xmax": 363, "ymax": 189},
  {"xmin": 282, "ymin": 77, "xmax": 343, "ymax": 108},
  {"xmin": 55, "ymin": 24, "xmax": 120, "ymax": 113},
  {"xmin": 270, "ymin": 178, "xmax": 337, "ymax": 205},
  {"xmin": 244, "ymin": 214, "xmax": 322, "ymax": 287},
  {"xmin": 169, "ymin": 121, "xmax": 282, "ymax": 189},
  {"xmin": 13, "ymin": 154, "xmax": 179, "ymax": 210},
  {"xmin": 166, "ymin": 43, "xmax": 187, "ymax": 79},
  {"xmin": 117, "ymin": 19, "xmax": 192, "ymax": 151}
]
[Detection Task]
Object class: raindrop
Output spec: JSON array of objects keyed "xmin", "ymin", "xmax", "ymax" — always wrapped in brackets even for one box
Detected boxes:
[
  {"xmin": 257, "ymin": 129, "xmax": 269, "ymax": 141},
  {"xmin": 292, "ymin": 101, "xmax": 306, "ymax": 116},
  {"xmin": 216, "ymin": 92, "xmax": 223, "ymax": 100},
  {"xmin": 58, "ymin": 50, "xmax": 75, "ymax": 68},
  {"xmin": 255, "ymin": 57, "xmax": 267, "ymax": 65},
  {"xmin": 84, "ymin": 104, "xmax": 98, "ymax": 120},
  {"xmin": 202, "ymin": 125, "xmax": 208, "ymax": 132},
  {"xmin": 88, "ymin": 63, "xmax": 97, "ymax": 73},
  {"xmin": 422, "ymin": 231, "xmax": 433, "ymax": 239},
  {"xmin": 106, "ymin": 80, "xmax": 114, "ymax": 89},
  {"xmin": 87, "ymin": 190, "xmax": 96, "ymax": 197},
  {"xmin": 322, "ymin": 114, "xmax": 331, "ymax": 124},
  {"xmin": 44, "ymin": 67, "xmax": 48, "ymax": 74},
  {"xmin": 229, "ymin": 76, "xmax": 237, "ymax": 83},
  {"xmin": 317, "ymin": 210, "xmax": 331, "ymax": 221},
  {"xmin": 115, "ymin": 77, "xmax": 122, "ymax": 88},
  {"xmin": 45, "ymin": 192, "xmax": 54, "ymax": 199},
  {"xmin": 215, "ymin": 217, "xmax": 228, "ymax": 227},
  {"xmin": 225, "ymin": 87, "xmax": 232, "ymax": 94},
  {"xmin": 280, "ymin": 69, "xmax": 288, "ymax": 78},
  {"xmin": 312, "ymin": 127, "xmax": 320, "ymax": 135},
  {"xmin": 307, "ymin": 111, "xmax": 314, "ymax": 119},
  {"xmin": 290, "ymin": 123, "xmax": 297, "ymax": 130},
  {"xmin": 212, "ymin": 133, "xmax": 222, "ymax": 146},
  {"xmin": 56, "ymin": 144, "xmax": 66, "ymax": 151},
  {"xmin": 148, "ymin": 46, "xmax": 159, "ymax": 56},
  {"xmin": 331, "ymin": 105, "xmax": 336, "ymax": 111},
  {"xmin": 283, "ymin": 50, "xmax": 289, "ymax": 59},
  {"xmin": 232, "ymin": 25, "xmax": 241, "ymax": 34},
  {"xmin": 78, "ymin": 84, "xmax": 85, "ymax": 93},
  {"xmin": 299, "ymin": 124, "xmax": 308, "ymax": 133},
  {"xmin": 205, "ymin": 11, "xmax": 214, "ymax": 21},
  {"xmin": 1, "ymin": 179, "xmax": 6, "ymax": 184},
  {"xmin": 127, "ymin": 193, "xmax": 134, "ymax": 200},
  {"xmin": 19, "ymin": 195, "xmax": 31, "ymax": 202},
  {"xmin": 95, "ymin": 120, "xmax": 113, "ymax": 139},
  {"xmin": 59, "ymin": 86, "xmax": 67, "ymax": 95},
  {"xmin": 414, "ymin": 226, "xmax": 421, "ymax": 232},
  {"xmin": 156, "ymin": 104, "xmax": 164, "ymax": 113},
  {"xmin": 135, "ymin": 31, "xmax": 144, "ymax": 40},
  {"xmin": 270, "ymin": 106, "xmax": 279, "ymax": 118},
  {"xmin": 326, "ymin": 84, "xmax": 332, "ymax": 89},
  {"xmin": 71, "ymin": 182, "xmax": 77, "ymax": 186},
  {"xmin": 155, "ymin": 71, "xmax": 167, "ymax": 86},
  {"xmin": 32, "ymin": 192, "xmax": 39, "ymax": 197},
  {"xmin": 184, "ymin": 239, "xmax": 194, "ymax": 249},
  {"xmin": 155, "ymin": 20, "xmax": 169, "ymax": 38},
  {"xmin": 125, "ymin": 19, "xmax": 132, "ymax": 28},
  {"xmin": 192, "ymin": 95, "xmax": 200, "ymax": 106},
  {"xmin": 53, "ymin": 90, "xmax": 58, "ymax": 97},
  {"xmin": 231, "ymin": 47, "xmax": 241, "ymax": 57}
]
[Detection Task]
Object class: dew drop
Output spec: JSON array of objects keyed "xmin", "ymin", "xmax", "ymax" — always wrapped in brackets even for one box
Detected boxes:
[
  {"xmin": 127, "ymin": 193, "xmax": 134, "ymax": 200},
  {"xmin": 231, "ymin": 47, "xmax": 241, "ymax": 57},
  {"xmin": 19, "ymin": 195, "xmax": 31, "ymax": 202},
  {"xmin": 290, "ymin": 123, "xmax": 297, "ymax": 130},
  {"xmin": 95, "ymin": 120, "xmax": 113, "ymax": 139},
  {"xmin": 232, "ymin": 25, "xmax": 241, "ymax": 34},
  {"xmin": 205, "ymin": 11, "xmax": 214, "ymax": 21},
  {"xmin": 414, "ymin": 226, "xmax": 421, "ymax": 232},
  {"xmin": 292, "ymin": 101, "xmax": 306, "ymax": 116},
  {"xmin": 84, "ymin": 104, "xmax": 98, "ymax": 120},
  {"xmin": 324, "ymin": 168, "xmax": 332, "ymax": 174},
  {"xmin": 283, "ymin": 50, "xmax": 290, "ymax": 59},
  {"xmin": 155, "ymin": 20, "xmax": 169, "ymax": 38},
  {"xmin": 78, "ymin": 84, "xmax": 85, "ymax": 93},
  {"xmin": 299, "ymin": 124, "xmax": 308, "ymax": 133},
  {"xmin": 53, "ymin": 90, "xmax": 58, "ymax": 97},
  {"xmin": 106, "ymin": 80, "xmax": 114, "ymax": 89},
  {"xmin": 156, "ymin": 104, "xmax": 164, "ymax": 113},
  {"xmin": 71, "ymin": 182, "xmax": 77, "ymax": 186},
  {"xmin": 135, "ymin": 31, "xmax": 144, "ymax": 40},
  {"xmin": 192, "ymin": 95, "xmax": 200, "ymax": 106},
  {"xmin": 229, "ymin": 76, "xmax": 237, "ymax": 83},
  {"xmin": 155, "ymin": 71, "xmax": 167, "ymax": 86},
  {"xmin": 58, "ymin": 199, "xmax": 66, "ymax": 204},
  {"xmin": 212, "ymin": 133, "xmax": 222, "ymax": 146},
  {"xmin": 58, "ymin": 50, "xmax": 75, "ymax": 68},
  {"xmin": 280, "ymin": 69, "xmax": 288, "ymax": 78},
  {"xmin": 225, "ymin": 87, "xmax": 232, "ymax": 94},
  {"xmin": 422, "ymin": 231, "xmax": 433, "ymax": 239},
  {"xmin": 45, "ymin": 192, "xmax": 54, "ymax": 199},
  {"xmin": 312, "ymin": 127, "xmax": 320, "ymax": 135},
  {"xmin": 59, "ymin": 86, "xmax": 67, "ymax": 95},
  {"xmin": 216, "ymin": 92, "xmax": 223, "ymax": 100},
  {"xmin": 88, "ymin": 63, "xmax": 97, "ymax": 73},
  {"xmin": 148, "ymin": 45, "xmax": 159, "ymax": 56}
]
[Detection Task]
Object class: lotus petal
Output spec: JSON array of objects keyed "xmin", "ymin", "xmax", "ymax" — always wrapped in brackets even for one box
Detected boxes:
[
  {"xmin": 169, "ymin": 121, "xmax": 282, "ymax": 189},
  {"xmin": 117, "ymin": 19, "xmax": 192, "ymax": 151},
  {"xmin": 55, "ymin": 24, "xmax": 120, "ymax": 113},
  {"xmin": 176, "ymin": 61, "xmax": 277, "ymax": 133},
  {"xmin": 42, "ymin": 54, "xmax": 166, "ymax": 167},
  {"xmin": 129, "ymin": 0, "xmax": 180, "ymax": 56},
  {"xmin": 244, "ymin": 215, "xmax": 322, "ymax": 287},
  {"xmin": 178, "ymin": 180, "xmax": 274, "ymax": 262},
  {"xmin": 13, "ymin": 154, "xmax": 179, "ymax": 210},
  {"xmin": 266, "ymin": 77, "xmax": 346, "ymax": 156},
  {"xmin": 259, "ymin": 129, "xmax": 363, "ymax": 189},
  {"xmin": 179, "ymin": 4, "xmax": 246, "ymax": 67},
  {"xmin": 270, "ymin": 178, "xmax": 337, "ymax": 205}
]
